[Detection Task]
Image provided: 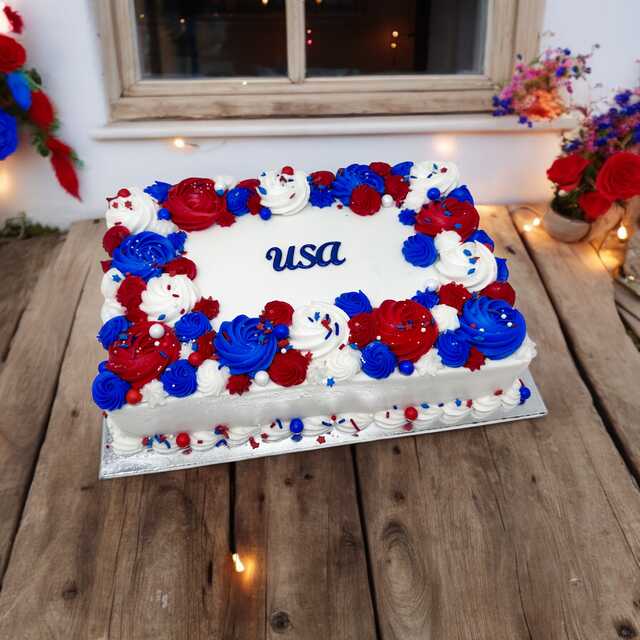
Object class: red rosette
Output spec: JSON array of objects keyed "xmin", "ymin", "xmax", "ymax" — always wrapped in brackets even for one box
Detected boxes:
[
  {"xmin": 369, "ymin": 162, "xmax": 391, "ymax": 176},
  {"xmin": 464, "ymin": 346, "xmax": 485, "ymax": 371},
  {"xmin": 437, "ymin": 283, "xmax": 472, "ymax": 313},
  {"xmin": 479, "ymin": 281, "xmax": 516, "ymax": 307},
  {"xmin": 384, "ymin": 174, "xmax": 409, "ymax": 206},
  {"xmin": 116, "ymin": 275, "xmax": 147, "ymax": 322},
  {"xmin": 350, "ymin": 184, "xmax": 382, "ymax": 216},
  {"xmin": 106, "ymin": 321, "xmax": 180, "ymax": 389},
  {"xmin": 102, "ymin": 225, "xmax": 130, "ymax": 256},
  {"xmin": 310, "ymin": 171, "xmax": 335, "ymax": 187},
  {"xmin": 261, "ymin": 300, "xmax": 294, "ymax": 326},
  {"xmin": 193, "ymin": 296, "xmax": 220, "ymax": 320},
  {"xmin": 0, "ymin": 34, "xmax": 26, "ymax": 73},
  {"xmin": 165, "ymin": 178, "xmax": 235, "ymax": 231},
  {"xmin": 227, "ymin": 374, "xmax": 251, "ymax": 395},
  {"xmin": 373, "ymin": 300, "xmax": 437, "ymax": 362},
  {"xmin": 268, "ymin": 349, "xmax": 311, "ymax": 387},
  {"xmin": 163, "ymin": 256, "xmax": 197, "ymax": 280},
  {"xmin": 415, "ymin": 198, "xmax": 479, "ymax": 240},
  {"xmin": 348, "ymin": 312, "xmax": 378, "ymax": 349}
]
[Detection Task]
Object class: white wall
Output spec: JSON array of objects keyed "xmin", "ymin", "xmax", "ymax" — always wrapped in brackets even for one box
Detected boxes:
[{"xmin": 0, "ymin": 0, "xmax": 638, "ymax": 228}]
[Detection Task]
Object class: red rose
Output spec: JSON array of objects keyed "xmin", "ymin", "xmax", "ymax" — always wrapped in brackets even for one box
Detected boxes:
[
  {"xmin": 227, "ymin": 374, "xmax": 251, "ymax": 395},
  {"xmin": 369, "ymin": 162, "xmax": 391, "ymax": 176},
  {"xmin": 577, "ymin": 190, "xmax": 612, "ymax": 221},
  {"xmin": 595, "ymin": 151, "xmax": 640, "ymax": 201},
  {"xmin": 415, "ymin": 198, "xmax": 479, "ymax": 240},
  {"xmin": 116, "ymin": 275, "xmax": 147, "ymax": 322},
  {"xmin": 464, "ymin": 347, "xmax": 485, "ymax": 371},
  {"xmin": 29, "ymin": 91, "xmax": 55, "ymax": 129},
  {"xmin": 546, "ymin": 154, "xmax": 589, "ymax": 191},
  {"xmin": 479, "ymin": 282, "xmax": 516, "ymax": 307},
  {"xmin": 0, "ymin": 34, "xmax": 25, "ymax": 72},
  {"xmin": 193, "ymin": 296, "xmax": 220, "ymax": 320},
  {"xmin": 310, "ymin": 171, "xmax": 335, "ymax": 187},
  {"xmin": 107, "ymin": 321, "xmax": 180, "ymax": 389},
  {"xmin": 261, "ymin": 300, "xmax": 294, "ymax": 326},
  {"xmin": 350, "ymin": 184, "xmax": 382, "ymax": 216},
  {"xmin": 437, "ymin": 283, "xmax": 472, "ymax": 312},
  {"xmin": 384, "ymin": 174, "xmax": 409, "ymax": 206},
  {"xmin": 374, "ymin": 300, "xmax": 437, "ymax": 362},
  {"xmin": 163, "ymin": 256, "xmax": 197, "ymax": 279},
  {"xmin": 102, "ymin": 225, "xmax": 130, "ymax": 256},
  {"xmin": 3, "ymin": 7, "xmax": 23, "ymax": 34},
  {"xmin": 348, "ymin": 312, "xmax": 378, "ymax": 349},
  {"xmin": 268, "ymin": 349, "xmax": 310, "ymax": 387},
  {"xmin": 166, "ymin": 178, "xmax": 235, "ymax": 231}
]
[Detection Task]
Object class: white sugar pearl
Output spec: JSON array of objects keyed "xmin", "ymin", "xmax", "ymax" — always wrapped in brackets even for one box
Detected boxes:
[
  {"xmin": 424, "ymin": 278, "xmax": 440, "ymax": 291},
  {"xmin": 254, "ymin": 370, "xmax": 270, "ymax": 386},
  {"xmin": 149, "ymin": 323, "xmax": 165, "ymax": 339},
  {"xmin": 381, "ymin": 194, "xmax": 395, "ymax": 207}
]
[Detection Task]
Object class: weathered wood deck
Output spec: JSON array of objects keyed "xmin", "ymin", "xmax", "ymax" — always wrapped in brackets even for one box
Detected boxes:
[{"xmin": 0, "ymin": 206, "xmax": 639, "ymax": 639}]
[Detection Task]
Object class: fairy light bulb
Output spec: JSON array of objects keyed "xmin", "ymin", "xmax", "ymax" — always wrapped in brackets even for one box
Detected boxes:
[
  {"xmin": 532, "ymin": 217, "xmax": 541, "ymax": 227},
  {"xmin": 523, "ymin": 223, "xmax": 533, "ymax": 232},
  {"xmin": 390, "ymin": 42, "xmax": 397, "ymax": 49},
  {"xmin": 617, "ymin": 224, "xmax": 629, "ymax": 241},
  {"xmin": 392, "ymin": 30, "xmax": 399, "ymax": 38},
  {"xmin": 173, "ymin": 137, "xmax": 186, "ymax": 149},
  {"xmin": 232, "ymin": 553, "xmax": 245, "ymax": 573}
]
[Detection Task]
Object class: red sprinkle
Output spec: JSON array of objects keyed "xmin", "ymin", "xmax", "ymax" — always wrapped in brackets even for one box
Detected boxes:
[
  {"xmin": 494, "ymin": 389, "xmax": 503, "ymax": 396},
  {"xmin": 317, "ymin": 436, "xmax": 326, "ymax": 444}
]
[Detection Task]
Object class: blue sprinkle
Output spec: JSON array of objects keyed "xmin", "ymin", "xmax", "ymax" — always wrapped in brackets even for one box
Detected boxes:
[
  {"xmin": 258, "ymin": 186, "xmax": 267, "ymax": 195},
  {"xmin": 455, "ymin": 399, "xmax": 462, "ymax": 407},
  {"xmin": 463, "ymin": 249, "xmax": 472, "ymax": 256},
  {"xmin": 467, "ymin": 268, "xmax": 476, "ymax": 275},
  {"xmin": 314, "ymin": 311, "xmax": 321, "ymax": 321},
  {"xmin": 327, "ymin": 377, "xmax": 335, "ymax": 387},
  {"xmin": 276, "ymin": 419, "xmax": 283, "ymax": 429},
  {"xmin": 420, "ymin": 403, "xmax": 430, "ymax": 409},
  {"xmin": 158, "ymin": 314, "xmax": 166, "ymax": 321},
  {"xmin": 454, "ymin": 223, "xmax": 462, "ymax": 229},
  {"xmin": 335, "ymin": 322, "xmax": 340, "ymax": 336},
  {"xmin": 112, "ymin": 274, "xmax": 122, "ymax": 282},
  {"xmin": 291, "ymin": 434, "xmax": 303, "ymax": 442}
]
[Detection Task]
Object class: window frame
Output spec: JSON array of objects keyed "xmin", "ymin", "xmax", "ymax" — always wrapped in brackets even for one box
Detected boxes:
[{"xmin": 99, "ymin": 0, "xmax": 545, "ymax": 121}]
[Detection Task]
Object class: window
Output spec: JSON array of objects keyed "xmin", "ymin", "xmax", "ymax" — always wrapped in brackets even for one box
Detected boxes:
[{"xmin": 100, "ymin": 0, "xmax": 544, "ymax": 120}]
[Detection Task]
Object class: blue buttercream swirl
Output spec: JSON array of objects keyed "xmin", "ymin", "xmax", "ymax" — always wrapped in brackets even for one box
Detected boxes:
[
  {"xmin": 412, "ymin": 289, "xmax": 439, "ymax": 309},
  {"xmin": 226, "ymin": 187, "xmax": 252, "ymax": 215},
  {"xmin": 168, "ymin": 231, "xmax": 187, "ymax": 253},
  {"xmin": 496, "ymin": 257, "xmax": 509, "ymax": 282},
  {"xmin": 467, "ymin": 229, "xmax": 495, "ymax": 251},
  {"xmin": 111, "ymin": 231, "xmax": 179, "ymax": 280},
  {"xmin": 402, "ymin": 233, "xmax": 438, "ymax": 267},
  {"xmin": 398, "ymin": 209, "xmax": 417, "ymax": 226},
  {"xmin": 459, "ymin": 297, "xmax": 526, "ymax": 359},
  {"xmin": 360, "ymin": 342, "xmax": 397, "ymax": 379},
  {"xmin": 390, "ymin": 161, "xmax": 414, "ymax": 177},
  {"xmin": 309, "ymin": 185, "xmax": 335, "ymax": 208},
  {"xmin": 436, "ymin": 330, "xmax": 471, "ymax": 367},
  {"xmin": 332, "ymin": 164, "xmax": 385, "ymax": 205},
  {"xmin": 174, "ymin": 311, "xmax": 212, "ymax": 342},
  {"xmin": 144, "ymin": 181, "xmax": 172, "ymax": 203},
  {"xmin": 448, "ymin": 185, "xmax": 474, "ymax": 204},
  {"xmin": 214, "ymin": 314, "xmax": 278, "ymax": 375},
  {"xmin": 334, "ymin": 290, "xmax": 373, "ymax": 317},
  {"xmin": 97, "ymin": 315, "xmax": 130, "ymax": 349},
  {"xmin": 92, "ymin": 371, "xmax": 130, "ymax": 410},
  {"xmin": 161, "ymin": 359, "xmax": 198, "ymax": 397}
]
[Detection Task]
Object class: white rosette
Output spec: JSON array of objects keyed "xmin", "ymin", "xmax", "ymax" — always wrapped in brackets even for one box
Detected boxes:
[
  {"xmin": 105, "ymin": 186, "xmax": 158, "ymax": 233},
  {"xmin": 373, "ymin": 408, "xmax": 411, "ymax": 434},
  {"xmin": 413, "ymin": 404, "xmax": 443, "ymax": 428},
  {"xmin": 261, "ymin": 419, "xmax": 291, "ymax": 443},
  {"xmin": 289, "ymin": 302, "xmax": 350, "ymax": 361},
  {"xmin": 100, "ymin": 298, "xmax": 126, "ymax": 323},
  {"xmin": 108, "ymin": 420, "xmax": 143, "ymax": 456},
  {"xmin": 415, "ymin": 348, "xmax": 443, "ymax": 376},
  {"xmin": 501, "ymin": 379, "xmax": 523, "ymax": 410},
  {"xmin": 190, "ymin": 430, "xmax": 220, "ymax": 452},
  {"xmin": 404, "ymin": 160, "xmax": 460, "ymax": 211},
  {"xmin": 307, "ymin": 344, "xmax": 361, "ymax": 385},
  {"xmin": 430, "ymin": 304, "xmax": 460, "ymax": 332},
  {"xmin": 226, "ymin": 425, "xmax": 260, "ymax": 447},
  {"xmin": 140, "ymin": 274, "xmax": 199, "ymax": 326},
  {"xmin": 151, "ymin": 434, "xmax": 178, "ymax": 455},
  {"xmin": 140, "ymin": 379, "xmax": 167, "ymax": 408},
  {"xmin": 258, "ymin": 168, "xmax": 310, "ymax": 215},
  {"xmin": 334, "ymin": 413, "xmax": 373, "ymax": 435},
  {"xmin": 196, "ymin": 360, "xmax": 229, "ymax": 397},
  {"xmin": 147, "ymin": 216, "xmax": 178, "ymax": 237},
  {"xmin": 441, "ymin": 399, "xmax": 472, "ymax": 425},
  {"xmin": 471, "ymin": 394, "xmax": 502, "ymax": 419},
  {"xmin": 301, "ymin": 416, "xmax": 334, "ymax": 438}
]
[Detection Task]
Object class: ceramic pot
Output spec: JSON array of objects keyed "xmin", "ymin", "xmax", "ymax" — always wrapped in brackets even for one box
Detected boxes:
[{"xmin": 542, "ymin": 206, "xmax": 590, "ymax": 242}]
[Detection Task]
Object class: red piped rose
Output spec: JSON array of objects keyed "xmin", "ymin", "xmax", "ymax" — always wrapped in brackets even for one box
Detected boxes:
[
  {"xmin": 261, "ymin": 300, "xmax": 294, "ymax": 326},
  {"xmin": 437, "ymin": 283, "xmax": 472, "ymax": 313},
  {"xmin": 595, "ymin": 151, "xmax": 640, "ymax": 202},
  {"xmin": 348, "ymin": 312, "xmax": 378, "ymax": 349},
  {"xmin": 464, "ymin": 347, "xmax": 485, "ymax": 371},
  {"xmin": 415, "ymin": 198, "xmax": 479, "ymax": 240},
  {"xmin": 227, "ymin": 374, "xmax": 251, "ymax": 395},
  {"xmin": 350, "ymin": 184, "xmax": 382, "ymax": 216},
  {"xmin": 193, "ymin": 296, "xmax": 220, "ymax": 320},
  {"xmin": 102, "ymin": 225, "xmax": 130, "ymax": 256},
  {"xmin": 163, "ymin": 256, "xmax": 197, "ymax": 279},
  {"xmin": 166, "ymin": 178, "xmax": 235, "ymax": 231},
  {"xmin": 310, "ymin": 171, "xmax": 336, "ymax": 187},
  {"xmin": 369, "ymin": 162, "xmax": 391, "ymax": 176},
  {"xmin": 268, "ymin": 349, "xmax": 310, "ymax": 387},
  {"xmin": 480, "ymin": 282, "xmax": 516, "ymax": 307},
  {"xmin": 384, "ymin": 174, "xmax": 409, "ymax": 206},
  {"xmin": 546, "ymin": 154, "xmax": 589, "ymax": 191}
]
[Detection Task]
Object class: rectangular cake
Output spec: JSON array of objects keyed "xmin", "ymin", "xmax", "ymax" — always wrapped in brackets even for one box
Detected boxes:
[{"xmin": 93, "ymin": 160, "xmax": 537, "ymax": 457}]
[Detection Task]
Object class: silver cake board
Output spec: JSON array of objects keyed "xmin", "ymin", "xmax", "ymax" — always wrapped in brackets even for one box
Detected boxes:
[{"xmin": 99, "ymin": 369, "xmax": 547, "ymax": 480}]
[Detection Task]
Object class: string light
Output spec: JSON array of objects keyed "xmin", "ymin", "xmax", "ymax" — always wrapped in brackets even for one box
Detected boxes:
[
  {"xmin": 390, "ymin": 42, "xmax": 397, "ymax": 49},
  {"xmin": 232, "ymin": 553, "xmax": 245, "ymax": 573},
  {"xmin": 307, "ymin": 38, "xmax": 313, "ymax": 46},
  {"xmin": 392, "ymin": 30, "xmax": 399, "ymax": 38},
  {"xmin": 261, "ymin": 0, "xmax": 269, "ymax": 5},
  {"xmin": 523, "ymin": 223, "xmax": 533, "ymax": 232},
  {"xmin": 179, "ymin": 17, "xmax": 186, "ymax": 24},
  {"xmin": 532, "ymin": 217, "xmax": 541, "ymax": 227},
  {"xmin": 617, "ymin": 224, "xmax": 629, "ymax": 241},
  {"xmin": 306, "ymin": 28, "xmax": 312, "ymax": 35},
  {"xmin": 173, "ymin": 137, "xmax": 186, "ymax": 149}
]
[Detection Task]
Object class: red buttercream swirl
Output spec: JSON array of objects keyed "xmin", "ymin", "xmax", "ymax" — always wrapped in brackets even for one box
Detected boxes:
[
  {"xmin": 369, "ymin": 162, "xmax": 391, "ymax": 176},
  {"xmin": 350, "ymin": 184, "xmax": 382, "ymax": 216},
  {"xmin": 310, "ymin": 171, "xmax": 336, "ymax": 187},
  {"xmin": 106, "ymin": 321, "xmax": 180, "ymax": 389},
  {"xmin": 261, "ymin": 300, "xmax": 294, "ymax": 326},
  {"xmin": 102, "ymin": 225, "xmax": 130, "ymax": 256},
  {"xmin": 268, "ymin": 349, "xmax": 310, "ymax": 387},
  {"xmin": 165, "ymin": 178, "xmax": 235, "ymax": 231},
  {"xmin": 464, "ymin": 346, "xmax": 485, "ymax": 371},
  {"xmin": 348, "ymin": 312, "xmax": 378, "ymax": 349},
  {"xmin": 415, "ymin": 197, "xmax": 479, "ymax": 240},
  {"xmin": 384, "ymin": 174, "xmax": 409, "ymax": 205},
  {"xmin": 373, "ymin": 300, "xmax": 437, "ymax": 362},
  {"xmin": 227, "ymin": 374, "xmax": 251, "ymax": 395},
  {"xmin": 116, "ymin": 275, "xmax": 147, "ymax": 322},
  {"xmin": 479, "ymin": 281, "xmax": 516, "ymax": 307},
  {"xmin": 438, "ymin": 283, "xmax": 472, "ymax": 313},
  {"xmin": 193, "ymin": 296, "xmax": 220, "ymax": 320},
  {"xmin": 163, "ymin": 256, "xmax": 197, "ymax": 280}
]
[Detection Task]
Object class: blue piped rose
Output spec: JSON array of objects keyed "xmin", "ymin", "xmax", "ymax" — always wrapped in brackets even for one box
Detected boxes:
[
  {"xmin": 174, "ymin": 311, "xmax": 212, "ymax": 342},
  {"xmin": 334, "ymin": 290, "xmax": 373, "ymax": 318},
  {"xmin": 92, "ymin": 370, "xmax": 130, "ymax": 411},
  {"xmin": 161, "ymin": 359, "xmax": 198, "ymax": 397},
  {"xmin": 331, "ymin": 164, "xmax": 385, "ymax": 206},
  {"xmin": 111, "ymin": 231, "xmax": 180, "ymax": 280},
  {"xmin": 436, "ymin": 330, "xmax": 471, "ymax": 367},
  {"xmin": 402, "ymin": 233, "xmax": 438, "ymax": 268},
  {"xmin": 97, "ymin": 315, "xmax": 130, "ymax": 349},
  {"xmin": 360, "ymin": 341, "xmax": 397, "ymax": 379}
]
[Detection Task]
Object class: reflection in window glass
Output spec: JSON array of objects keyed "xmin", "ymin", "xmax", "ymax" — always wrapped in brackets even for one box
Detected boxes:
[
  {"xmin": 134, "ymin": 0, "xmax": 287, "ymax": 79},
  {"xmin": 305, "ymin": 0, "xmax": 487, "ymax": 77}
]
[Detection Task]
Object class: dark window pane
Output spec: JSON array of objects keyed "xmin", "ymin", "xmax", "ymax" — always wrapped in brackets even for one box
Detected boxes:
[
  {"xmin": 305, "ymin": 0, "xmax": 487, "ymax": 77},
  {"xmin": 134, "ymin": 0, "xmax": 287, "ymax": 78}
]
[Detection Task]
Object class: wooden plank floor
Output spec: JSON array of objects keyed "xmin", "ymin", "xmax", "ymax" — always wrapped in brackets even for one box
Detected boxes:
[{"xmin": 0, "ymin": 208, "xmax": 639, "ymax": 639}]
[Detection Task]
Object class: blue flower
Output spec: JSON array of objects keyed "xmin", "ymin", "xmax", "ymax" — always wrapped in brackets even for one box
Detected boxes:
[
  {"xmin": 174, "ymin": 311, "xmax": 212, "ymax": 342},
  {"xmin": 226, "ymin": 187, "xmax": 252, "ymax": 216},
  {"xmin": 402, "ymin": 233, "xmax": 438, "ymax": 267},
  {"xmin": 412, "ymin": 289, "xmax": 439, "ymax": 309},
  {"xmin": 97, "ymin": 315, "xmax": 130, "ymax": 349},
  {"xmin": 468, "ymin": 229, "xmax": 495, "ymax": 251},
  {"xmin": 360, "ymin": 342, "xmax": 397, "ymax": 379},
  {"xmin": 92, "ymin": 370, "xmax": 130, "ymax": 411},
  {"xmin": 7, "ymin": 72, "xmax": 31, "ymax": 110},
  {"xmin": 448, "ymin": 185, "xmax": 474, "ymax": 204},
  {"xmin": 398, "ymin": 209, "xmax": 417, "ymax": 226},
  {"xmin": 0, "ymin": 110, "xmax": 18, "ymax": 161},
  {"xmin": 436, "ymin": 330, "xmax": 471, "ymax": 367},
  {"xmin": 215, "ymin": 314, "xmax": 278, "ymax": 375},
  {"xmin": 161, "ymin": 359, "xmax": 198, "ymax": 398},
  {"xmin": 144, "ymin": 181, "xmax": 172, "ymax": 203},
  {"xmin": 335, "ymin": 290, "xmax": 372, "ymax": 317},
  {"xmin": 111, "ymin": 231, "xmax": 180, "ymax": 280},
  {"xmin": 309, "ymin": 185, "xmax": 334, "ymax": 208},
  {"xmin": 332, "ymin": 164, "xmax": 385, "ymax": 206},
  {"xmin": 496, "ymin": 257, "xmax": 509, "ymax": 282},
  {"xmin": 390, "ymin": 161, "xmax": 414, "ymax": 177}
]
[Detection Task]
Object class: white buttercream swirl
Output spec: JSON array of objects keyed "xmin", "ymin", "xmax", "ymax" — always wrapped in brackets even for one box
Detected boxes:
[
  {"xmin": 139, "ymin": 274, "xmax": 199, "ymax": 326},
  {"xmin": 431, "ymin": 304, "xmax": 460, "ymax": 332},
  {"xmin": 301, "ymin": 416, "xmax": 334, "ymax": 437},
  {"xmin": 260, "ymin": 419, "xmax": 291, "ymax": 442},
  {"xmin": 190, "ymin": 430, "xmax": 220, "ymax": 452},
  {"xmin": 501, "ymin": 379, "xmax": 523, "ymax": 409},
  {"xmin": 442, "ymin": 399, "xmax": 472, "ymax": 424},
  {"xmin": 105, "ymin": 186, "xmax": 158, "ymax": 233},
  {"xmin": 415, "ymin": 349, "xmax": 444, "ymax": 376},
  {"xmin": 226, "ymin": 425, "xmax": 260, "ymax": 447},
  {"xmin": 373, "ymin": 408, "xmax": 412, "ymax": 434},
  {"xmin": 101, "ymin": 267, "xmax": 124, "ymax": 301},
  {"xmin": 147, "ymin": 216, "xmax": 178, "ymax": 237},
  {"xmin": 307, "ymin": 345, "xmax": 361, "ymax": 384},
  {"xmin": 108, "ymin": 420, "xmax": 143, "ymax": 456},
  {"xmin": 196, "ymin": 361, "xmax": 229, "ymax": 397},
  {"xmin": 471, "ymin": 394, "xmax": 502, "ymax": 419},
  {"xmin": 335, "ymin": 413, "xmax": 373, "ymax": 435},
  {"xmin": 289, "ymin": 302, "xmax": 351, "ymax": 360},
  {"xmin": 259, "ymin": 169, "xmax": 310, "ymax": 215},
  {"xmin": 100, "ymin": 298, "xmax": 126, "ymax": 323},
  {"xmin": 404, "ymin": 161, "xmax": 460, "ymax": 211},
  {"xmin": 413, "ymin": 404, "xmax": 443, "ymax": 428},
  {"xmin": 140, "ymin": 379, "xmax": 167, "ymax": 408}
]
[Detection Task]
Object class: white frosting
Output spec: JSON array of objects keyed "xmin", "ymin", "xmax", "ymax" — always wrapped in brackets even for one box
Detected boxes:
[
  {"xmin": 100, "ymin": 298, "xmax": 126, "ymax": 323},
  {"xmin": 307, "ymin": 345, "xmax": 361, "ymax": 384},
  {"xmin": 501, "ymin": 380, "xmax": 522, "ymax": 409},
  {"xmin": 373, "ymin": 409, "xmax": 412, "ymax": 434},
  {"xmin": 196, "ymin": 360, "xmax": 228, "ymax": 396},
  {"xmin": 471, "ymin": 394, "xmax": 502, "ymax": 418},
  {"xmin": 226, "ymin": 425, "xmax": 260, "ymax": 447},
  {"xmin": 260, "ymin": 419, "xmax": 291, "ymax": 442},
  {"xmin": 140, "ymin": 379, "xmax": 168, "ymax": 408},
  {"xmin": 180, "ymin": 342, "xmax": 194, "ymax": 360},
  {"xmin": 147, "ymin": 216, "xmax": 178, "ymax": 236},
  {"xmin": 105, "ymin": 186, "xmax": 158, "ymax": 233},
  {"xmin": 289, "ymin": 302, "xmax": 350, "ymax": 360},
  {"xmin": 442, "ymin": 399, "xmax": 472, "ymax": 425},
  {"xmin": 152, "ymin": 434, "xmax": 177, "ymax": 454},
  {"xmin": 428, "ymin": 230, "xmax": 497, "ymax": 292},
  {"xmin": 334, "ymin": 413, "xmax": 373, "ymax": 435},
  {"xmin": 302, "ymin": 416, "xmax": 334, "ymax": 437},
  {"xmin": 259, "ymin": 169, "xmax": 310, "ymax": 216},
  {"xmin": 190, "ymin": 430, "xmax": 219, "ymax": 451},
  {"xmin": 139, "ymin": 274, "xmax": 199, "ymax": 326},
  {"xmin": 101, "ymin": 268, "xmax": 124, "ymax": 301},
  {"xmin": 415, "ymin": 349, "xmax": 444, "ymax": 376},
  {"xmin": 404, "ymin": 161, "xmax": 460, "ymax": 211},
  {"xmin": 413, "ymin": 404, "xmax": 443, "ymax": 427},
  {"xmin": 109, "ymin": 420, "xmax": 143, "ymax": 456},
  {"xmin": 431, "ymin": 304, "xmax": 460, "ymax": 332}
]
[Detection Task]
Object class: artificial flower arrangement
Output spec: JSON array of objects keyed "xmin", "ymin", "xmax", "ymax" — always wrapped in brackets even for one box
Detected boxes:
[{"xmin": 0, "ymin": 5, "xmax": 80, "ymax": 199}]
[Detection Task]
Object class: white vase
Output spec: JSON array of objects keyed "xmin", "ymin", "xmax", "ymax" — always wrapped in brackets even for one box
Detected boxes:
[{"xmin": 542, "ymin": 206, "xmax": 591, "ymax": 243}]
